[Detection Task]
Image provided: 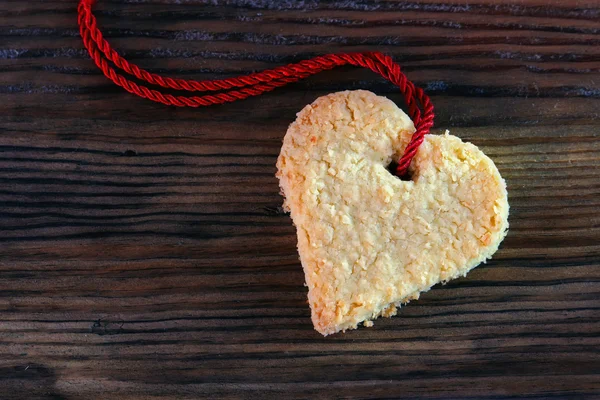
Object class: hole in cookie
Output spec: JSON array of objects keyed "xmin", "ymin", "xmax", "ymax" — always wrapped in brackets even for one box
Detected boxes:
[{"xmin": 386, "ymin": 161, "xmax": 413, "ymax": 181}]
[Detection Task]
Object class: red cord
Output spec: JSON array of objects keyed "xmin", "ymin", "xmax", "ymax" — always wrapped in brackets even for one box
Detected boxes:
[{"xmin": 77, "ymin": 0, "xmax": 434, "ymax": 176}]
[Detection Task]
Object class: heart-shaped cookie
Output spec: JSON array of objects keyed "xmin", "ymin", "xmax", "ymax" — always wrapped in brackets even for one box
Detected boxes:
[{"xmin": 277, "ymin": 90, "xmax": 509, "ymax": 336}]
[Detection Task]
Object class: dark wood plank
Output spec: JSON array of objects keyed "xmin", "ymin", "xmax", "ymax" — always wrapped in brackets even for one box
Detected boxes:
[{"xmin": 1, "ymin": 1, "xmax": 599, "ymax": 399}]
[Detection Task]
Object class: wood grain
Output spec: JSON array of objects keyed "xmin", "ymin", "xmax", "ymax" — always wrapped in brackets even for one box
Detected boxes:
[{"xmin": 1, "ymin": 1, "xmax": 599, "ymax": 399}]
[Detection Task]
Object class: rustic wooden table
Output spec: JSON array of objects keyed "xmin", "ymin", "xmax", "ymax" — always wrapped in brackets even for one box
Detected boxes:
[{"xmin": 1, "ymin": 1, "xmax": 599, "ymax": 399}]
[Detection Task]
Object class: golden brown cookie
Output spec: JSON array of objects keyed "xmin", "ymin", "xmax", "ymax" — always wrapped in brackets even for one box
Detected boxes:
[{"xmin": 276, "ymin": 90, "xmax": 509, "ymax": 336}]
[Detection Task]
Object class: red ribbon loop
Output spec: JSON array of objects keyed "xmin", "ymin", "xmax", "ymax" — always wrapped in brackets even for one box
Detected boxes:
[{"xmin": 77, "ymin": 0, "xmax": 435, "ymax": 176}]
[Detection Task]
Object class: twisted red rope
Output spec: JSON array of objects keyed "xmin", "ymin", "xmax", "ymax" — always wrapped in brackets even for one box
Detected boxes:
[{"xmin": 77, "ymin": 0, "xmax": 434, "ymax": 176}]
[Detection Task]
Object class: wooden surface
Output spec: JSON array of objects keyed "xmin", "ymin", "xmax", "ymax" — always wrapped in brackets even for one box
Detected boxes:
[{"xmin": 1, "ymin": 1, "xmax": 599, "ymax": 399}]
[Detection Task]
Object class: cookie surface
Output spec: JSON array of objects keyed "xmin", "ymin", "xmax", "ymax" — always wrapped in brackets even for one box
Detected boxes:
[{"xmin": 276, "ymin": 90, "xmax": 509, "ymax": 336}]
